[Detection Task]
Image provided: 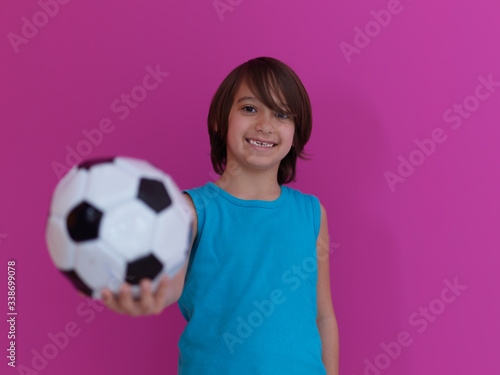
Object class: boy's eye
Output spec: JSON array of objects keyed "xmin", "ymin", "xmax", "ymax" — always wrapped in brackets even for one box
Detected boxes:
[
  {"xmin": 242, "ymin": 106, "xmax": 256, "ymax": 113},
  {"xmin": 241, "ymin": 106, "xmax": 291, "ymax": 120}
]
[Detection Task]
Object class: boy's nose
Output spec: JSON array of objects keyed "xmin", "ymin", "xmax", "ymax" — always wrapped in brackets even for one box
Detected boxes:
[{"xmin": 255, "ymin": 111, "xmax": 275, "ymax": 133}]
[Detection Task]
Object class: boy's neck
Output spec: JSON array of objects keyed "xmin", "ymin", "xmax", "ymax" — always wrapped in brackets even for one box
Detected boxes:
[{"xmin": 213, "ymin": 168, "xmax": 282, "ymax": 201}]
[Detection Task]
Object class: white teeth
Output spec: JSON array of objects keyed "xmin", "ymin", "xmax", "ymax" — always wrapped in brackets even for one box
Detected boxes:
[{"xmin": 248, "ymin": 139, "xmax": 274, "ymax": 148}]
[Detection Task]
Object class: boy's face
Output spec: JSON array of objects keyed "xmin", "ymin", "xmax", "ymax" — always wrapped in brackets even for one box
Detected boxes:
[{"xmin": 225, "ymin": 80, "xmax": 295, "ymax": 176}]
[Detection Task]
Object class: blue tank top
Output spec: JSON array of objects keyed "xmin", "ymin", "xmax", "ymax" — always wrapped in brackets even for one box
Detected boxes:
[{"xmin": 178, "ymin": 182, "xmax": 326, "ymax": 374}]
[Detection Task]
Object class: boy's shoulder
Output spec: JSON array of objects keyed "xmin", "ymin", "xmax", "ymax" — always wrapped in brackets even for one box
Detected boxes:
[
  {"xmin": 283, "ymin": 184, "xmax": 319, "ymax": 200},
  {"xmin": 283, "ymin": 184, "xmax": 323, "ymax": 210}
]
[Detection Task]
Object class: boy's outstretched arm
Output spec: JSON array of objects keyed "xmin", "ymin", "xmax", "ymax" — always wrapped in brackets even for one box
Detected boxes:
[
  {"xmin": 101, "ymin": 192, "xmax": 198, "ymax": 317},
  {"xmin": 317, "ymin": 202, "xmax": 339, "ymax": 375},
  {"xmin": 101, "ymin": 264, "xmax": 188, "ymax": 316}
]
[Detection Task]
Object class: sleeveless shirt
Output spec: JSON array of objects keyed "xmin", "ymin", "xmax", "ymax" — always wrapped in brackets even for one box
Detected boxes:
[{"xmin": 177, "ymin": 182, "xmax": 326, "ymax": 374}]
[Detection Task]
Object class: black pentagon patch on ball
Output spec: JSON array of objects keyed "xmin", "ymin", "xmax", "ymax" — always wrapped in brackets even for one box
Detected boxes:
[
  {"xmin": 66, "ymin": 201, "xmax": 103, "ymax": 242},
  {"xmin": 126, "ymin": 254, "xmax": 163, "ymax": 285},
  {"xmin": 61, "ymin": 270, "xmax": 92, "ymax": 296},
  {"xmin": 137, "ymin": 178, "xmax": 171, "ymax": 213},
  {"xmin": 77, "ymin": 157, "xmax": 115, "ymax": 170}
]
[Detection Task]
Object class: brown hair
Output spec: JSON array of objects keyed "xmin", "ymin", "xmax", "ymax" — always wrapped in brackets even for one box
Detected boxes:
[{"xmin": 207, "ymin": 57, "xmax": 313, "ymax": 185}]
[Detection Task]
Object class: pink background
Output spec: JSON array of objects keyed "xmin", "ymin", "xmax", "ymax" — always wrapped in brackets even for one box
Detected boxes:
[{"xmin": 1, "ymin": 0, "xmax": 499, "ymax": 374}]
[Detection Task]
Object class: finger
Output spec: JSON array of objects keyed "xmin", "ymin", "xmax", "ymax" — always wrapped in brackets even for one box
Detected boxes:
[
  {"xmin": 139, "ymin": 279, "xmax": 155, "ymax": 314},
  {"xmin": 152, "ymin": 275, "xmax": 170, "ymax": 312},
  {"xmin": 118, "ymin": 283, "xmax": 141, "ymax": 316},
  {"xmin": 101, "ymin": 288, "xmax": 124, "ymax": 314}
]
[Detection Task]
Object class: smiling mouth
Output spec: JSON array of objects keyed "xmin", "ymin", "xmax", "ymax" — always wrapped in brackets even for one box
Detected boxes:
[{"xmin": 245, "ymin": 138, "xmax": 277, "ymax": 148}]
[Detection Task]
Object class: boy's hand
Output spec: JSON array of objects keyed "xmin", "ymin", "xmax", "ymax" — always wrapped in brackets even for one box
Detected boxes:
[{"xmin": 101, "ymin": 275, "xmax": 178, "ymax": 316}]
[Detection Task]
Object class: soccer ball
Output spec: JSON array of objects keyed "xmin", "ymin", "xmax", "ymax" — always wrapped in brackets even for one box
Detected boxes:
[{"xmin": 45, "ymin": 156, "xmax": 194, "ymax": 299}]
